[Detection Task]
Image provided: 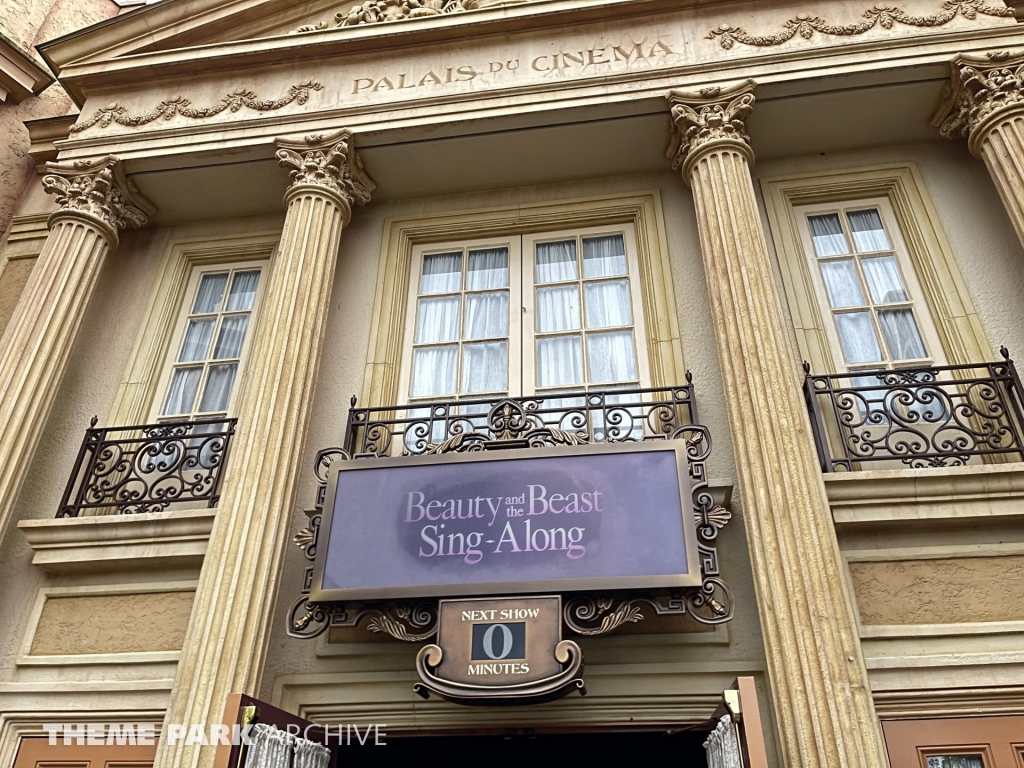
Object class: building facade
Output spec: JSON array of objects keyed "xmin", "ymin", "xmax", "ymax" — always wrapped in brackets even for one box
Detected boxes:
[{"xmin": 2, "ymin": 0, "xmax": 1024, "ymax": 765}]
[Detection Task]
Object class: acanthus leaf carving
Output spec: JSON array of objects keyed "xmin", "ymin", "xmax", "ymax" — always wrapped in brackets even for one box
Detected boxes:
[
  {"xmin": 934, "ymin": 51, "xmax": 1024, "ymax": 147},
  {"xmin": 666, "ymin": 80, "xmax": 756, "ymax": 173},
  {"xmin": 275, "ymin": 129, "xmax": 376, "ymax": 213},
  {"xmin": 70, "ymin": 81, "xmax": 323, "ymax": 134},
  {"xmin": 41, "ymin": 156, "xmax": 156, "ymax": 242},
  {"xmin": 707, "ymin": 0, "xmax": 1013, "ymax": 50}
]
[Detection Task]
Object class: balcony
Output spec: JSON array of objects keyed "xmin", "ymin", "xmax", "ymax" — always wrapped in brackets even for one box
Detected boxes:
[
  {"xmin": 803, "ymin": 348, "xmax": 1024, "ymax": 472},
  {"xmin": 57, "ymin": 417, "xmax": 236, "ymax": 517}
]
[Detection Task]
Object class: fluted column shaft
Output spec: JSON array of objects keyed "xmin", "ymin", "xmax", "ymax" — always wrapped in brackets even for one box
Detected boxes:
[
  {"xmin": 669, "ymin": 82, "xmax": 887, "ymax": 768},
  {"xmin": 152, "ymin": 130, "xmax": 374, "ymax": 768},
  {"xmin": 936, "ymin": 52, "xmax": 1024, "ymax": 249},
  {"xmin": 0, "ymin": 156, "xmax": 152, "ymax": 544}
]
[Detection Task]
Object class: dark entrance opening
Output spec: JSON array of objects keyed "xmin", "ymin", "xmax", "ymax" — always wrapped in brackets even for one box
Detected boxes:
[{"xmin": 367, "ymin": 729, "xmax": 710, "ymax": 767}]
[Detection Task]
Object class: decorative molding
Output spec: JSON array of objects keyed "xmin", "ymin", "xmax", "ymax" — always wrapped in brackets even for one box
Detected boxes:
[
  {"xmin": 275, "ymin": 129, "xmax": 375, "ymax": 214},
  {"xmin": 0, "ymin": 29, "xmax": 53, "ymax": 102},
  {"xmin": 707, "ymin": 0, "xmax": 1013, "ymax": 49},
  {"xmin": 934, "ymin": 50, "xmax": 1024, "ymax": 147},
  {"xmin": 42, "ymin": 156, "xmax": 155, "ymax": 243},
  {"xmin": 295, "ymin": 0, "xmax": 470, "ymax": 32},
  {"xmin": 69, "ymin": 81, "xmax": 323, "ymax": 133},
  {"xmin": 666, "ymin": 80, "xmax": 755, "ymax": 175}
]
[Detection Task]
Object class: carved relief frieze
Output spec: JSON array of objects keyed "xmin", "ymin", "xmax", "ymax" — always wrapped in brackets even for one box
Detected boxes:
[
  {"xmin": 69, "ymin": 81, "xmax": 323, "ymax": 134},
  {"xmin": 707, "ymin": 0, "xmax": 1013, "ymax": 49},
  {"xmin": 293, "ymin": 0, "xmax": 520, "ymax": 32}
]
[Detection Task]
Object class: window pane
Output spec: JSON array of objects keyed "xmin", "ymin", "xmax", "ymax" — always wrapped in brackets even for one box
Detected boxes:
[
  {"xmin": 462, "ymin": 342, "xmax": 508, "ymax": 393},
  {"xmin": 179, "ymin": 318, "xmax": 215, "ymax": 362},
  {"xmin": 861, "ymin": 256, "xmax": 908, "ymax": 303},
  {"xmin": 225, "ymin": 270, "xmax": 260, "ymax": 311},
  {"xmin": 465, "ymin": 292, "xmax": 508, "ymax": 340},
  {"xmin": 584, "ymin": 279, "xmax": 633, "ymax": 328},
  {"xmin": 162, "ymin": 367, "xmax": 202, "ymax": 415},
  {"xmin": 193, "ymin": 273, "xmax": 228, "ymax": 313},
  {"xmin": 835, "ymin": 312, "xmax": 882, "ymax": 364},
  {"xmin": 198, "ymin": 363, "xmax": 237, "ymax": 412},
  {"xmin": 587, "ymin": 331, "xmax": 637, "ymax": 383},
  {"xmin": 878, "ymin": 308, "xmax": 927, "ymax": 360},
  {"xmin": 412, "ymin": 345, "xmax": 458, "ymax": 397},
  {"xmin": 213, "ymin": 315, "xmax": 250, "ymax": 359},
  {"xmin": 537, "ymin": 336, "xmax": 583, "ymax": 388},
  {"xmin": 926, "ymin": 756, "xmax": 984, "ymax": 768},
  {"xmin": 537, "ymin": 285, "xmax": 580, "ymax": 332},
  {"xmin": 420, "ymin": 252, "xmax": 462, "ymax": 295},
  {"xmin": 582, "ymin": 234, "xmax": 627, "ymax": 278},
  {"xmin": 847, "ymin": 209, "xmax": 891, "ymax": 252},
  {"xmin": 416, "ymin": 297, "xmax": 461, "ymax": 343},
  {"xmin": 808, "ymin": 214, "xmax": 848, "ymax": 257},
  {"xmin": 536, "ymin": 240, "xmax": 578, "ymax": 283},
  {"xmin": 466, "ymin": 248, "xmax": 509, "ymax": 290},
  {"xmin": 819, "ymin": 260, "xmax": 865, "ymax": 308}
]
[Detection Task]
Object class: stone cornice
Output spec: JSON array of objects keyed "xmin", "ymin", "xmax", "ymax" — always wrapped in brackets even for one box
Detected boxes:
[
  {"xmin": 275, "ymin": 129, "xmax": 375, "ymax": 216},
  {"xmin": 933, "ymin": 49, "xmax": 1024, "ymax": 152},
  {"xmin": 667, "ymin": 79, "xmax": 756, "ymax": 178},
  {"xmin": 0, "ymin": 29, "xmax": 54, "ymax": 102},
  {"xmin": 42, "ymin": 155, "xmax": 156, "ymax": 245}
]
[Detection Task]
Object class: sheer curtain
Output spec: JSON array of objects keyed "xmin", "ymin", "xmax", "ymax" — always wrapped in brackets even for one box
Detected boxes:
[
  {"xmin": 878, "ymin": 309, "xmax": 926, "ymax": 360},
  {"xmin": 467, "ymin": 248, "xmax": 508, "ymax": 289},
  {"xmin": 819, "ymin": 261, "xmax": 864, "ymax": 308},
  {"xmin": 587, "ymin": 332, "xmax": 636, "ymax": 383},
  {"xmin": 464, "ymin": 293, "xmax": 507, "ymax": 339},
  {"xmin": 226, "ymin": 270, "xmax": 260, "ymax": 310},
  {"xmin": 835, "ymin": 313, "xmax": 881, "ymax": 364},
  {"xmin": 180, "ymin": 319, "xmax": 215, "ymax": 361},
  {"xmin": 584, "ymin": 280, "xmax": 632, "ymax": 327},
  {"xmin": 808, "ymin": 214, "xmax": 848, "ymax": 257},
  {"xmin": 462, "ymin": 342, "xmax": 507, "ymax": 393},
  {"xmin": 582, "ymin": 235, "xmax": 626, "ymax": 277},
  {"xmin": 861, "ymin": 255, "xmax": 907, "ymax": 303},
  {"xmin": 847, "ymin": 209, "xmax": 890, "ymax": 252},
  {"xmin": 163, "ymin": 368, "xmax": 201, "ymax": 415},
  {"xmin": 421, "ymin": 252, "xmax": 462, "ymax": 294},
  {"xmin": 416, "ymin": 297, "xmax": 460, "ymax": 343},
  {"xmin": 198, "ymin": 363, "xmax": 236, "ymax": 412},
  {"xmin": 193, "ymin": 273, "xmax": 228, "ymax": 313},
  {"xmin": 536, "ymin": 240, "xmax": 577, "ymax": 282},
  {"xmin": 214, "ymin": 315, "xmax": 250, "ymax": 358},
  {"xmin": 412, "ymin": 346, "xmax": 457, "ymax": 397},
  {"xmin": 538, "ymin": 337, "xmax": 582, "ymax": 388},
  {"xmin": 537, "ymin": 286, "xmax": 579, "ymax": 332}
]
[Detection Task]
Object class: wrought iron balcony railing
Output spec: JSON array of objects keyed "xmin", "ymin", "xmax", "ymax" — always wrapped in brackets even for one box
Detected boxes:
[
  {"xmin": 57, "ymin": 416, "xmax": 236, "ymax": 517},
  {"xmin": 803, "ymin": 348, "xmax": 1024, "ymax": 472}
]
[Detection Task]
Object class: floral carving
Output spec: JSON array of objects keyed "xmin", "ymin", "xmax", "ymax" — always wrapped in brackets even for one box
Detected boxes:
[
  {"xmin": 70, "ymin": 82, "xmax": 323, "ymax": 133},
  {"xmin": 42, "ymin": 156, "xmax": 155, "ymax": 240},
  {"xmin": 667, "ymin": 81, "xmax": 756, "ymax": 171},
  {"xmin": 936, "ymin": 51, "xmax": 1024, "ymax": 144},
  {"xmin": 275, "ymin": 130, "xmax": 376, "ymax": 211},
  {"xmin": 294, "ymin": 0, "xmax": 470, "ymax": 31},
  {"xmin": 707, "ymin": 0, "xmax": 1012, "ymax": 49}
]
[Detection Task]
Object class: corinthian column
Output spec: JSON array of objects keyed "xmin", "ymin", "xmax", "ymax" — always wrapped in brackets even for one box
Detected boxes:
[
  {"xmin": 152, "ymin": 130, "xmax": 373, "ymax": 768},
  {"xmin": 668, "ymin": 82, "xmax": 887, "ymax": 768},
  {"xmin": 935, "ymin": 51, "xmax": 1024, "ymax": 248},
  {"xmin": 0, "ymin": 156, "xmax": 152, "ymax": 543}
]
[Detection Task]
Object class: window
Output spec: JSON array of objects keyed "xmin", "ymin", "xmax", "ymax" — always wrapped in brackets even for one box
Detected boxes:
[
  {"xmin": 798, "ymin": 200, "xmax": 943, "ymax": 372},
  {"xmin": 398, "ymin": 225, "xmax": 649, "ymax": 406},
  {"xmin": 153, "ymin": 263, "xmax": 264, "ymax": 421}
]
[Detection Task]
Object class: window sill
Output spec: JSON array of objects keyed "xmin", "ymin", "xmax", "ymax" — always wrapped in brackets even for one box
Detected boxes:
[{"xmin": 17, "ymin": 508, "xmax": 216, "ymax": 574}]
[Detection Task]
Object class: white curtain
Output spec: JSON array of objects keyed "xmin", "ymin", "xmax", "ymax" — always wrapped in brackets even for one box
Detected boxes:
[
  {"xmin": 861, "ymin": 255, "xmax": 907, "ymax": 303},
  {"xmin": 819, "ymin": 260, "xmax": 864, "ymax": 308},
  {"xmin": 835, "ymin": 312, "xmax": 881, "ymax": 364},
  {"xmin": 214, "ymin": 315, "xmax": 250, "ymax": 359},
  {"xmin": 878, "ymin": 309, "xmax": 926, "ymax": 360},
  {"xmin": 464, "ymin": 292, "xmax": 507, "ymax": 339},
  {"xmin": 416, "ymin": 297, "xmax": 460, "ymax": 343},
  {"xmin": 462, "ymin": 342, "xmax": 507, "ymax": 393},
  {"xmin": 193, "ymin": 273, "xmax": 228, "ymax": 313},
  {"xmin": 420, "ymin": 252, "xmax": 462, "ymax": 294},
  {"xmin": 537, "ymin": 336, "xmax": 582, "ymax": 388},
  {"xmin": 412, "ymin": 346, "xmax": 457, "ymax": 397},
  {"xmin": 243, "ymin": 723, "xmax": 330, "ymax": 768},
  {"xmin": 198, "ymin": 363, "xmax": 236, "ymax": 412},
  {"xmin": 292, "ymin": 735, "xmax": 330, "ymax": 768},
  {"xmin": 808, "ymin": 213, "xmax": 848, "ymax": 257},
  {"xmin": 536, "ymin": 240, "xmax": 577, "ymax": 283},
  {"xmin": 582, "ymin": 235, "xmax": 626, "ymax": 278},
  {"xmin": 537, "ymin": 286, "xmax": 580, "ymax": 332},
  {"xmin": 226, "ymin": 270, "xmax": 260, "ymax": 311},
  {"xmin": 180, "ymin": 318, "xmax": 215, "ymax": 362},
  {"xmin": 163, "ymin": 367, "xmax": 201, "ymax": 415},
  {"xmin": 926, "ymin": 757, "xmax": 984, "ymax": 768},
  {"xmin": 847, "ymin": 208, "xmax": 891, "ymax": 252},
  {"xmin": 704, "ymin": 715, "xmax": 743, "ymax": 768},
  {"xmin": 467, "ymin": 248, "xmax": 509, "ymax": 289},
  {"xmin": 587, "ymin": 331, "xmax": 636, "ymax": 384},
  {"xmin": 584, "ymin": 280, "xmax": 632, "ymax": 328}
]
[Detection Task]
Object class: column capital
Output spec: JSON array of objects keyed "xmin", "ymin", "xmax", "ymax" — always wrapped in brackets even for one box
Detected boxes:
[
  {"xmin": 667, "ymin": 79, "xmax": 756, "ymax": 179},
  {"xmin": 41, "ymin": 155, "xmax": 155, "ymax": 247},
  {"xmin": 934, "ymin": 50, "xmax": 1024, "ymax": 154},
  {"xmin": 275, "ymin": 129, "xmax": 375, "ymax": 219}
]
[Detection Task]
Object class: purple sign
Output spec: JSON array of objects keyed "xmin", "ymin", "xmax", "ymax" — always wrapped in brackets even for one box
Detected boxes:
[{"xmin": 311, "ymin": 442, "xmax": 701, "ymax": 601}]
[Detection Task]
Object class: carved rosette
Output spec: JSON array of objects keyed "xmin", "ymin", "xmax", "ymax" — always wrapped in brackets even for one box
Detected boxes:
[
  {"xmin": 41, "ymin": 156, "xmax": 155, "ymax": 246},
  {"xmin": 934, "ymin": 51, "xmax": 1024, "ymax": 153},
  {"xmin": 666, "ymin": 81, "xmax": 756, "ymax": 178},
  {"xmin": 275, "ymin": 129, "xmax": 376, "ymax": 220}
]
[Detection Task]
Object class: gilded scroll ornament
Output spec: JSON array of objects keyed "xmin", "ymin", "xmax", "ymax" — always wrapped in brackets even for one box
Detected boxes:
[
  {"xmin": 275, "ymin": 129, "xmax": 376, "ymax": 211},
  {"xmin": 935, "ymin": 51, "xmax": 1024, "ymax": 144},
  {"xmin": 69, "ymin": 81, "xmax": 323, "ymax": 133},
  {"xmin": 42, "ymin": 156, "xmax": 155, "ymax": 239},
  {"xmin": 666, "ymin": 80, "xmax": 756, "ymax": 172},
  {"xmin": 707, "ymin": 0, "xmax": 1013, "ymax": 49}
]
